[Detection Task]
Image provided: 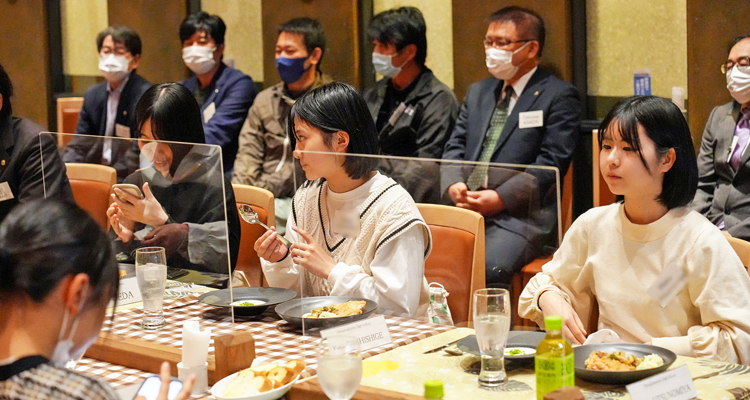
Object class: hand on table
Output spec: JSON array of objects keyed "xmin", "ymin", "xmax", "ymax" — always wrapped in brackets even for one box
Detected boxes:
[
  {"xmin": 107, "ymin": 202, "xmax": 135, "ymax": 243},
  {"xmin": 456, "ymin": 189, "xmax": 505, "ymax": 217},
  {"xmin": 135, "ymin": 361, "xmax": 194, "ymax": 400},
  {"xmin": 112, "ymin": 182, "xmax": 168, "ymax": 227},
  {"xmin": 538, "ymin": 290, "xmax": 587, "ymax": 344},
  {"xmin": 142, "ymin": 224, "xmax": 189, "ymax": 256},
  {"xmin": 255, "ymin": 226, "xmax": 289, "ymax": 263},
  {"xmin": 290, "ymin": 226, "xmax": 336, "ymax": 279}
]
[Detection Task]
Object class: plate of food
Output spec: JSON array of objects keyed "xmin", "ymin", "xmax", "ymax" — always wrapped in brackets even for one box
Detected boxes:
[
  {"xmin": 457, "ymin": 331, "xmax": 546, "ymax": 361},
  {"xmin": 211, "ymin": 359, "xmax": 305, "ymax": 400},
  {"xmin": 275, "ymin": 296, "xmax": 378, "ymax": 329},
  {"xmin": 574, "ymin": 343, "xmax": 676, "ymax": 384},
  {"xmin": 198, "ymin": 287, "xmax": 297, "ymax": 316}
]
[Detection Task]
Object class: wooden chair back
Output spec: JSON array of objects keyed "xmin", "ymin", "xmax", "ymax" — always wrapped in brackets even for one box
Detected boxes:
[
  {"xmin": 65, "ymin": 163, "xmax": 117, "ymax": 229},
  {"xmin": 417, "ymin": 203, "xmax": 485, "ymax": 325},
  {"xmin": 56, "ymin": 97, "xmax": 84, "ymax": 148},
  {"xmin": 592, "ymin": 129, "xmax": 617, "ymax": 207},
  {"xmin": 727, "ymin": 236, "xmax": 750, "ymax": 274},
  {"xmin": 232, "ymin": 184, "xmax": 275, "ymax": 287}
]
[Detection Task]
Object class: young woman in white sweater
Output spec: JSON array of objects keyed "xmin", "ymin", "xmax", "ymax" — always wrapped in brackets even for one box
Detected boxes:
[
  {"xmin": 519, "ymin": 96, "xmax": 750, "ymax": 364},
  {"xmin": 254, "ymin": 82, "xmax": 431, "ymax": 319}
]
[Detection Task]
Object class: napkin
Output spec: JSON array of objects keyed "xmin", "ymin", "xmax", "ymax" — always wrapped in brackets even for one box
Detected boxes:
[
  {"xmin": 182, "ymin": 319, "xmax": 211, "ymax": 368},
  {"xmin": 583, "ymin": 329, "xmax": 621, "ymax": 345}
]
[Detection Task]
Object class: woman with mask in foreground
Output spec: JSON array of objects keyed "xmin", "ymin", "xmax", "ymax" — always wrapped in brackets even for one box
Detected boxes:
[{"xmin": 0, "ymin": 199, "xmax": 194, "ymax": 399}]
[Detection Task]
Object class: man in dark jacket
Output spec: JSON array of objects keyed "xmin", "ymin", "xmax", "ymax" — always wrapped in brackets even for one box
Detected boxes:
[
  {"xmin": 0, "ymin": 62, "xmax": 73, "ymax": 222},
  {"xmin": 442, "ymin": 7, "xmax": 581, "ymax": 287},
  {"xmin": 179, "ymin": 12, "xmax": 257, "ymax": 177},
  {"xmin": 363, "ymin": 7, "xmax": 459, "ymax": 203},
  {"xmin": 63, "ymin": 26, "xmax": 152, "ymax": 181}
]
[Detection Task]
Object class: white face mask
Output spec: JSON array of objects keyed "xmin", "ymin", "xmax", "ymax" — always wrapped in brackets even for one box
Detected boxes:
[
  {"xmin": 727, "ymin": 66, "xmax": 750, "ymax": 105},
  {"xmin": 182, "ymin": 45, "xmax": 216, "ymax": 75},
  {"xmin": 50, "ymin": 285, "xmax": 89, "ymax": 368},
  {"xmin": 98, "ymin": 54, "xmax": 131, "ymax": 83},
  {"xmin": 372, "ymin": 52, "xmax": 402, "ymax": 78},
  {"xmin": 485, "ymin": 41, "xmax": 531, "ymax": 80}
]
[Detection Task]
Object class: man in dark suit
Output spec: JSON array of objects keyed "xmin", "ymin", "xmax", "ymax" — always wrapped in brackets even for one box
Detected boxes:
[
  {"xmin": 0, "ymin": 62, "xmax": 73, "ymax": 222},
  {"xmin": 63, "ymin": 26, "xmax": 151, "ymax": 181},
  {"xmin": 179, "ymin": 12, "xmax": 257, "ymax": 177},
  {"xmin": 442, "ymin": 6, "xmax": 581, "ymax": 287},
  {"xmin": 693, "ymin": 33, "xmax": 750, "ymax": 240}
]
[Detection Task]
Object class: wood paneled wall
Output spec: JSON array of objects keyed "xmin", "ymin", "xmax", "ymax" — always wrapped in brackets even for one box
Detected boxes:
[
  {"xmin": 107, "ymin": 0, "xmax": 190, "ymax": 84},
  {"xmin": 0, "ymin": 0, "xmax": 51, "ymax": 127},
  {"xmin": 261, "ymin": 0, "xmax": 361, "ymax": 88},
  {"xmin": 451, "ymin": 0, "xmax": 573, "ymax": 102},
  {"xmin": 686, "ymin": 0, "xmax": 750, "ymax": 148}
]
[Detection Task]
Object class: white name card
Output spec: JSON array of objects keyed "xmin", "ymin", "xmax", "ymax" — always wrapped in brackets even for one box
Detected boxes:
[
  {"xmin": 115, "ymin": 276, "xmax": 142, "ymax": 306},
  {"xmin": 519, "ymin": 110, "xmax": 544, "ymax": 129},
  {"xmin": 320, "ymin": 315, "xmax": 392, "ymax": 351},
  {"xmin": 626, "ymin": 365, "xmax": 697, "ymax": 400}
]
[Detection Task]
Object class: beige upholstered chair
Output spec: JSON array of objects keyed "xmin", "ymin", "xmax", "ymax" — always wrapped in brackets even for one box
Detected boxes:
[
  {"xmin": 65, "ymin": 163, "xmax": 117, "ymax": 229},
  {"xmin": 417, "ymin": 203, "xmax": 485, "ymax": 326}
]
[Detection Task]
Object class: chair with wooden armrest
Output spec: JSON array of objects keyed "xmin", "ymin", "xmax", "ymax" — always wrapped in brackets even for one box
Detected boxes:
[
  {"xmin": 65, "ymin": 163, "xmax": 117, "ymax": 229},
  {"xmin": 232, "ymin": 184, "xmax": 275, "ymax": 287},
  {"xmin": 56, "ymin": 97, "xmax": 84, "ymax": 148},
  {"xmin": 417, "ymin": 203, "xmax": 485, "ymax": 326}
]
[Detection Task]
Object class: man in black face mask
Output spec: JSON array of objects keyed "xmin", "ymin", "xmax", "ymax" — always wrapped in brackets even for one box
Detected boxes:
[
  {"xmin": 232, "ymin": 17, "xmax": 332, "ymax": 233},
  {"xmin": 693, "ymin": 33, "xmax": 750, "ymax": 241}
]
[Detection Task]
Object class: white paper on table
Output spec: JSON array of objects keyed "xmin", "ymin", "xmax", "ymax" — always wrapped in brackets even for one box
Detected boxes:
[
  {"xmin": 583, "ymin": 329, "xmax": 622, "ymax": 345},
  {"xmin": 182, "ymin": 319, "xmax": 212, "ymax": 368}
]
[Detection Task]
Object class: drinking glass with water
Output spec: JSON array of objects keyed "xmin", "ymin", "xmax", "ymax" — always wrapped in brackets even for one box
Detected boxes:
[
  {"xmin": 317, "ymin": 336, "xmax": 362, "ymax": 400},
  {"xmin": 136, "ymin": 247, "xmax": 167, "ymax": 329},
  {"xmin": 473, "ymin": 288, "xmax": 511, "ymax": 387}
]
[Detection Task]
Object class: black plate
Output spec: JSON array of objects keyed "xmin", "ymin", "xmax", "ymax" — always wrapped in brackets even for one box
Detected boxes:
[
  {"xmin": 574, "ymin": 343, "xmax": 677, "ymax": 385},
  {"xmin": 457, "ymin": 331, "xmax": 546, "ymax": 361},
  {"xmin": 275, "ymin": 296, "xmax": 378, "ymax": 329},
  {"xmin": 198, "ymin": 287, "xmax": 297, "ymax": 316}
]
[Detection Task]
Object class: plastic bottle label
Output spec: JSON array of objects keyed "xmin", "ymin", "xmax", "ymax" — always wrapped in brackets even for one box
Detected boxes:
[{"xmin": 535, "ymin": 352, "xmax": 574, "ymax": 399}]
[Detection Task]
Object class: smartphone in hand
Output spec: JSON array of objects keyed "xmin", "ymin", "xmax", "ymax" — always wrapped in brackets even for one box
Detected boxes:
[
  {"xmin": 113, "ymin": 183, "xmax": 144, "ymax": 203},
  {"xmin": 133, "ymin": 375, "xmax": 183, "ymax": 400}
]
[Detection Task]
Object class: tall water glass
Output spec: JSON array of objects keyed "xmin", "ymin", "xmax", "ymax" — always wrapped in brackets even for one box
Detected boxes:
[
  {"xmin": 473, "ymin": 288, "xmax": 511, "ymax": 387},
  {"xmin": 136, "ymin": 247, "xmax": 167, "ymax": 329},
  {"xmin": 317, "ymin": 336, "xmax": 362, "ymax": 400}
]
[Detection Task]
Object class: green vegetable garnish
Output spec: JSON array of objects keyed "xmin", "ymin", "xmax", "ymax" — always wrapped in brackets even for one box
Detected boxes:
[
  {"xmin": 238, "ymin": 301, "xmax": 254, "ymax": 306},
  {"xmin": 509, "ymin": 349, "xmax": 523, "ymax": 356},
  {"xmin": 610, "ymin": 354, "xmax": 616, "ymax": 360}
]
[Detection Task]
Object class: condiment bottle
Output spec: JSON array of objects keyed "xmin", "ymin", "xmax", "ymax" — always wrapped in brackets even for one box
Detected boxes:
[
  {"xmin": 535, "ymin": 315, "xmax": 574, "ymax": 399},
  {"xmin": 424, "ymin": 379, "xmax": 444, "ymax": 399}
]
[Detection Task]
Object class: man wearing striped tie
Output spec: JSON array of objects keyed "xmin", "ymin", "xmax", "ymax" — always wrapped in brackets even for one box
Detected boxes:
[
  {"xmin": 441, "ymin": 6, "xmax": 581, "ymax": 289},
  {"xmin": 693, "ymin": 34, "xmax": 750, "ymax": 241}
]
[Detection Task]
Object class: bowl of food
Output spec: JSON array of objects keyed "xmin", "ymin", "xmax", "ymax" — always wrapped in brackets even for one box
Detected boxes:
[
  {"xmin": 275, "ymin": 296, "xmax": 378, "ymax": 329},
  {"xmin": 574, "ymin": 343, "xmax": 676, "ymax": 384},
  {"xmin": 457, "ymin": 331, "xmax": 546, "ymax": 361},
  {"xmin": 211, "ymin": 360, "xmax": 305, "ymax": 400},
  {"xmin": 198, "ymin": 287, "xmax": 297, "ymax": 316}
]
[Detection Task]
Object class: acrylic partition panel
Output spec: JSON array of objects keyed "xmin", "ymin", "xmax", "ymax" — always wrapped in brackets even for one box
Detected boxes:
[
  {"xmin": 282, "ymin": 151, "xmax": 562, "ymax": 335},
  {"xmin": 40, "ymin": 132, "xmax": 240, "ymax": 323}
]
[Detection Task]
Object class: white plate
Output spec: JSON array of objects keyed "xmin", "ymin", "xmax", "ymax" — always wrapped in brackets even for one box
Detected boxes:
[{"xmin": 210, "ymin": 367, "xmax": 299, "ymax": 400}]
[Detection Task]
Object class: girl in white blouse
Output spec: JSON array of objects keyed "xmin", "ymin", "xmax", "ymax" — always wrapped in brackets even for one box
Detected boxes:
[
  {"xmin": 255, "ymin": 82, "xmax": 431, "ymax": 319},
  {"xmin": 519, "ymin": 96, "xmax": 750, "ymax": 364}
]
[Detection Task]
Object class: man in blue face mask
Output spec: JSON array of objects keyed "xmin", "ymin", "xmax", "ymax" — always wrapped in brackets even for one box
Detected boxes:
[
  {"xmin": 363, "ymin": 7, "xmax": 459, "ymax": 203},
  {"xmin": 232, "ymin": 18, "xmax": 332, "ymax": 234}
]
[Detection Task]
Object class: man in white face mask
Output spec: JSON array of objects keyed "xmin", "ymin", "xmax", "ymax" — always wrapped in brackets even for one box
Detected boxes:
[
  {"xmin": 63, "ymin": 26, "xmax": 152, "ymax": 181},
  {"xmin": 179, "ymin": 12, "xmax": 256, "ymax": 178},
  {"xmin": 362, "ymin": 6, "xmax": 459, "ymax": 203},
  {"xmin": 692, "ymin": 34, "xmax": 750, "ymax": 241},
  {"xmin": 442, "ymin": 6, "xmax": 581, "ymax": 289}
]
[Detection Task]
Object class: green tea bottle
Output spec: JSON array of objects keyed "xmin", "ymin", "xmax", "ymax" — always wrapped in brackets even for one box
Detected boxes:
[{"xmin": 535, "ymin": 315, "xmax": 575, "ymax": 399}]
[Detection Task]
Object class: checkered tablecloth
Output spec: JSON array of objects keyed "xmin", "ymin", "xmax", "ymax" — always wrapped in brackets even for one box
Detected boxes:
[{"xmin": 79, "ymin": 294, "xmax": 452, "ymax": 397}]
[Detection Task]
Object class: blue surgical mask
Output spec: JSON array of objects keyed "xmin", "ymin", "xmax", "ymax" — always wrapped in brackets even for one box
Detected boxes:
[
  {"xmin": 372, "ymin": 52, "xmax": 403, "ymax": 78},
  {"xmin": 276, "ymin": 56, "xmax": 311, "ymax": 84}
]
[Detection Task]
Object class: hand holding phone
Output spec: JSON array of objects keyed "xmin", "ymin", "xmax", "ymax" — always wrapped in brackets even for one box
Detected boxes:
[
  {"xmin": 113, "ymin": 183, "xmax": 144, "ymax": 203},
  {"xmin": 133, "ymin": 362, "xmax": 195, "ymax": 400}
]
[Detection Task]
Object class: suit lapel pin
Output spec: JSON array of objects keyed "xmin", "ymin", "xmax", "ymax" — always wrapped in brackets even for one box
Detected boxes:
[
  {"xmin": 534, "ymin": 91, "xmax": 539, "ymax": 96},
  {"xmin": 1, "ymin": 160, "xmax": 5, "ymax": 166},
  {"xmin": 123, "ymin": 110, "xmax": 127, "ymax": 116}
]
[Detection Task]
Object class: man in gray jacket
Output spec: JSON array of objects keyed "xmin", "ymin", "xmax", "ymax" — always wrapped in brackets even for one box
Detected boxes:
[
  {"xmin": 232, "ymin": 18, "xmax": 332, "ymax": 232},
  {"xmin": 363, "ymin": 7, "xmax": 459, "ymax": 203},
  {"xmin": 693, "ymin": 33, "xmax": 750, "ymax": 240}
]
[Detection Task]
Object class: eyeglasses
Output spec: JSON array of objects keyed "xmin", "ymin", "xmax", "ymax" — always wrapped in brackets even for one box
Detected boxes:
[
  {"xmin": 483, "ymin": 38, "xmax": 532, "ymax": 49},
  {"xmin": 721, "ymin": 56, "xmax": 750, "ymax": 74}
]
